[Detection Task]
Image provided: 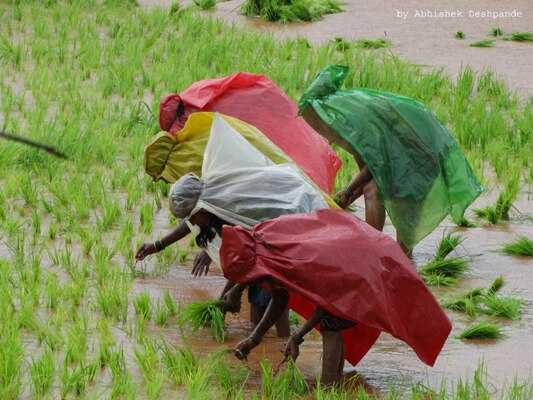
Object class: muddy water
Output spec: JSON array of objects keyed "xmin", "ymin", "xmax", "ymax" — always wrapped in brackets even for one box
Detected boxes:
[{"xmin": 140, "ymin": 0, "xmax": 533, "ymax": 97}]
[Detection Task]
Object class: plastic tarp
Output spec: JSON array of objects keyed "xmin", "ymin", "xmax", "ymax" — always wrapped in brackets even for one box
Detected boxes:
[
  {"xmin": 157, "ymin": 72, "xmax": 342, "ymax": 193},
  {"xmin": 146, "ymin": 112, "xmax": 338, "ymax": 210},
  {"xmin": 299, "ymin": 65, "xmax": 483, "ymax": 249},
  {"xmin": 220, "ymin": 209, "xmax": 452, "ymax": 367},
  {"xmin": 187, "ymin": 114, "xmax": 329, "ymax": 229},
  {"xmin": 180, "ymin": 113, "xmax": 329, "ymax": 265}
]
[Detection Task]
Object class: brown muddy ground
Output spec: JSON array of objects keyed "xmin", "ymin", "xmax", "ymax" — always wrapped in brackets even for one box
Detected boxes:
[{"xmin": 140, "ymin": 0, "xmax": 533, "ymax": 98}]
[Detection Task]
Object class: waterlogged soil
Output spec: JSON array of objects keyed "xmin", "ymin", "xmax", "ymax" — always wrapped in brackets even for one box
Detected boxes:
[{"xmin": 140, "ymin": 0, "xmax": 533, "ymax": 98}]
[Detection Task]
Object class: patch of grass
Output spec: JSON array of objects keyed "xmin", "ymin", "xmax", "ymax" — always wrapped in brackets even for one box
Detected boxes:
[
  {"xmin": 455, "ymin": 31, "xmax": 465, "ymax": 39},
  {"xmin": 500, "ymin": 236, "xmax": 533, "ymax": 256},
  {"xmin": 456, "ymin": 217, "xmax": 476, "ymax": 227},
  {"xmin": 179, "ymin": 300, "xmax": 226, "ymax": 342},
  {"xmin": 194, "ymin": 0, "xmax": 217, "ymax": 11},
  {"xmin": 489, "ymin": 27, "xmax": 503, "ymax": 37},
  {"xmin": 421, "ymin": 273, "xmax": 458, "ymax": 287},
  {"xmin": 420, "ymin": 256, "xmax": 470, "ymax": 278},
  {"xmin": 481, "ymin": 293, "xmax": 524, "ymax": 320},
  {"xmin": 503, "ymin": 32, "xmax": 533, "ymax": 42},
  {"xmin": 469, "ymin": 40, "xmax": 494, "ymax": 48},
  {"xmin": 241, "ymin": 0, "xmax": 345, "ymax": 23},
  {"xmin": 356, "ymin": 38, "xmax": 392, "ymax": 49},
  {"xmin": 435, "ymin": 231, "xmax": 463, "ymax": 261},
  {"xmin": 458, "ymin": 320, "xmax": 503, "ymax": 339}
]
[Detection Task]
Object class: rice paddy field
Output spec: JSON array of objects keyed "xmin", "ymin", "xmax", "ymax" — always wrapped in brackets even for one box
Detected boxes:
[{"xmin": 0, "ymin": 1, "xmax": 532, "ymax": 399}]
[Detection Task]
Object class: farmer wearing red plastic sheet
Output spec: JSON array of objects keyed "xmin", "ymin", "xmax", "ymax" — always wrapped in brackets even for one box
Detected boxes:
[
  {"xmin": 298, "ymin": 65, "xmax": 483, "ymax": 255},
  {"xmin": 220, "ymin": 210, "xmax": 452, "ymax": 386}
]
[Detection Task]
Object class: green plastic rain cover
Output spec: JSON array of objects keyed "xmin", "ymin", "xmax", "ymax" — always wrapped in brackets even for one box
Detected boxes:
[{"xmin": 299, "ymin": 65, "xmax": 483, "ymax": 249}]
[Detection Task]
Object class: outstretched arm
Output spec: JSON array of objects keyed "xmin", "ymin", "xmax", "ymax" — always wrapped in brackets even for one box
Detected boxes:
[
  {"xmin": 284, "ymin": 306, "xmax": 328, "ymax": 361},
  {"xmin": 234, "ymin": 286, "xmax": 289, "ymax": 360},
  {"xmin": 135, "ymin": 220, "xmax": 191, "ymax": 260}
]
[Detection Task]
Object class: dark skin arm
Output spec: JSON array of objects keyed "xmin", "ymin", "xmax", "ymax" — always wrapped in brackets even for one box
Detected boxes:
[
  {"xmin": 284, "ymin": 306, "xmax": 328, "ymax": 361},
  {"xmin": 135, "ymin": 220, "xmax": 213, "ymax": 275},
  {"xmin": 335, "ymin": 166, "xmax": 373, "ymax": 209},
  {"xmin": 135, "ymin": 220, "xmax": 191, "ymax": 260},
  {"xmin": 233, "ymin": 285, "xmax": 289, "ymax": 361}
]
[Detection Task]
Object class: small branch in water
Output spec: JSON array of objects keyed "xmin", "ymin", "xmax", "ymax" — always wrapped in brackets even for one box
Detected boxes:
[{"xmin": 0, "ymin": 130, "xmax": 67, "ymax": 159}]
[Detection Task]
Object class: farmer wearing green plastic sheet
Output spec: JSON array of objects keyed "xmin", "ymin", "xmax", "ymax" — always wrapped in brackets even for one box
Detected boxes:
[{"xmin": 298, "ymin": 65, "xmax": 483, "ymax": 252}]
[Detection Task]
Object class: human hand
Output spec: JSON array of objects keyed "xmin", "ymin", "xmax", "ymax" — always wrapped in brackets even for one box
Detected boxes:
[
  {"xmin": 221, "ymin": 289, "xmax": 242, "ymax": 314},
  {"xmin": 334, "ymin": 190, "xmax": 352, "ymax": 209},
  {"xmin": 135, "ymin": 242, "xmax": 157, "ymax": 261},
  {"xmin": 191, "ymin": 250, "xmax": 212, "ymax": 277},
  {"xmin": 234, "ymin": 336, "xmax": 259, "ymax": 361},
  {"xmin": 283, "ymin": 335, "xmax": 302, "ymax": 361}
]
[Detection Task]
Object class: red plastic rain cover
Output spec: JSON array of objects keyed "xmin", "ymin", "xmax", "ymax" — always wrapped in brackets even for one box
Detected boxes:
[
  {"xmin": 158, "ymin": 73, "xmax": 342, "ymax": 194},
  {"xmin": 220, "ymin": 209, "xmax": 452, "ymax": 367}
]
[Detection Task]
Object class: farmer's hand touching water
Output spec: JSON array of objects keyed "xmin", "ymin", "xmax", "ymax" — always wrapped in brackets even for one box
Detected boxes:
[
  {"xmin": 234, "ymin": 336, "xmax": 259, "ymax": 361},
  {"xmin": 192, "ymin": 250, "xmax": 212, "ymax": 277},
  {"xmin": 135, "ymin": 243, "xmax": 157, "ymax": 261},
  {"xmin": 283, "ymin": 335, "xmax": 302, "ymax": 361}
]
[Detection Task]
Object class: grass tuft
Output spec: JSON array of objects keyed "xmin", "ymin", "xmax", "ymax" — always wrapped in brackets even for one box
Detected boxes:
[
  {"xmin": 455, "ymin": 31, "xmax": 465, "ymax": 39},
  {"xmin": 179, "ymin": 300, "xmax": 226, "ymax": 342},
  {"xmin": 435, "ymin": 231, "xmax": 463, "ymax": 261},
  {"xmin": 489, "ymin": 27, "xmax": 503, "ymax": 37},
  {"xmin": 458, "ymin": 320, "xmax": 503, "ymax": 339},
  {"xmin": 420, "ymin": 256, "xmax": 470, "ymax": 278},
  {"xmin": 469, "ymin": 40, "xmax": 494, "ymax": 48},
  {"xmin": 503, "ymin": 32, "xmax": 533, "ymax": 42},
  {"xmin": 500, "ymin": 236, "xmax": 533, "ymax": 256}
]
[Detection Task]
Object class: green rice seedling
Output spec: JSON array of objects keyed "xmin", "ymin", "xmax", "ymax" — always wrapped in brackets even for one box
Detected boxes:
[
  {"xmin": 456, "ymin": 217, "xmax": 476, "ymax": 227},
  {"xmin": 179, "ymin": 299, "xmax": 226, "ymax": 342},
  {"xmin": 356, "ymin": 38, "xmax": 392, "ymax": 49},
  {"xmin": 455, "ymin": 31, "xmax": 465, "ymax": 39},
  {"xmin": 273, "ymin": 358, "xmax": 308, "ymax": 397},
  {"xmin": 163, "ymin": 289, "xmax": 177, "ymax": 316},
  {"xmin": 420, "ymin": 256, "xmax": 470, "ymax": 278},
  {"xmin": 481, "ymin": 293, "xmax": 525, "ymax": 320},
  {"xmin": 469, "ymin": 40, "xmax": 494, "ymax": 48},
  {"xmin": 132, "ymin": 291, "xmax": 152, "ymax": 320},
  {"xmin": 422, "ymin": 273, "xmax": 458, "ymax": 287},
  {"xmin": 133, "ymin": 338, "xmax": 165, "ymax": 400},
  {"xmin": 333, "ymin": 37, "xmax": 351, "ymax": 51},
  {"xmin": 194, "ymin": 0, "xmax": 217, "ymax": 10},
  {"xmin": 154, "ymin": 300, "xmax": 170, "ymax": 326},
  {"xmin": 473, "ymin": 205, "xmax": 500, "ymax": 224},
  {"xmin": 489, "ymin": 27, "xmax": 503, "ymax": 37},
  {"xmin": 241, "ymin": 0, "xmax": 344, "ymax": 23},
  {"xmin": 434, "ymin": 231, "xmax": 463, "ymax": 261},
  {"xmin": 59, "ymin": 361, "xmax": 88, "ymax": 398},
  {"xmin": 500, "ymin": 236, "xmax": 533, "ymax": 256},
  {"xmin": 140, "ymin": 200, "xmax": 153, "ymax": 233},
  {"xmin": 442, "ymin": 288, "xmax": 484, "ymax": 317},
  {"xmin": 209, "ymin": 349, "xmax": 250, "ymax": 398},
  {"xmin": 161, "ymin": 341, "xmax": 199, "ymax": 386},
  {"xmin": 458, "ymin": 320, "xmax": 503, "ymax": 339},
  {"xmin": 65, "ymin": 324, "xmax": 88, "ymax": 364},
  {"xmin": 155, "ymin": 245, "xmax": 176, "ymax": 276},
  {"xmin": 488, "ymin": 275, "xmax": 505, "ymax": 294},
  {"xmin": 43, "ymin": 272, "xmax": 61, "ymax": 309},
  {"xmin": 96, "ymin": 198, "xmax": 121, "ymax": 232},
  {"xmin": 95, "ymin": 277, "xmax": 130, "ymax": 323},
  {"xmin": 31, "ymin": 316, "xmax": 64, "ymax": 351},
  {"xmin": 29, "ymin": 349, "xmax": 55, "ymax": 396},
  {"xmin": 0, "ymin": 327, "xmax": 24, "ymax": 399},
  {"xmin": 503, "ymin": 32, "xmax": 533, "ymax": 42}
]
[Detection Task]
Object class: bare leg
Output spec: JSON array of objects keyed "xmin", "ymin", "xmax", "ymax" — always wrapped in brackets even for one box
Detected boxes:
[
  {"xmin": 321, "ymin": 331, "xmax": 344, "ymax": 386},
  {"xmin": 363, "ymin": 181, "xmax": 385, "ymax": 231},
  {"xmin": 250, "ymin": 304, "xmax": 265, "ymax": 326},
  {"xmin": 396, "ymin": 233, "xmax": 413, "ymax": 259},
  {"xmin": 274, "ymin": 308, "xmax": 290, "ymax": 337}
]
